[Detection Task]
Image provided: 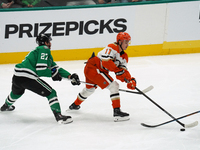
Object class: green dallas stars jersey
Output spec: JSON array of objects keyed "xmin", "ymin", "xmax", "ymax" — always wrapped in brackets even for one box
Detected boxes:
[{"xmin": 14, "ymin": 45, "xmax": 71, "ymax": 79}]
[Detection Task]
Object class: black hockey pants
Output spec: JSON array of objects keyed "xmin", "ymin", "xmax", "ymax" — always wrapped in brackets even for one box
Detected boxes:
[{"xmin": 12, "ymin": 75, "xmax": 52, "ymax": 97}]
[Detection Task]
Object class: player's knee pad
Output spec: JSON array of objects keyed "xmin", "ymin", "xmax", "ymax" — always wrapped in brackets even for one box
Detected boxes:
[
  {"xmin": 107, "ymin": 81, "xmax": 119, "ymax": 95},
  {"xmin": 78, "ymin": 87, "xmax": 95, "ymax": 100}
]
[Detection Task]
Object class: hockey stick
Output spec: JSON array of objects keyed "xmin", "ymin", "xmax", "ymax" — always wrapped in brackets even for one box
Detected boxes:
[
  {"xmin": 70, "ymin": 79, "xmax": 153, "ymax": 94},
  {"xmin": 119, "ymin": 85, "xmax": 153, "ymax": 95},
  {"xmin": 141, "ymin": 110, "xmax": 199, "ymax": 128},
  {"xmin": 134, "ymin": 86, "xmax": 198, "ymax": 128},
  {"xmin": 122, "ymin": 78, "xmax": 196, "ymax": 128}
]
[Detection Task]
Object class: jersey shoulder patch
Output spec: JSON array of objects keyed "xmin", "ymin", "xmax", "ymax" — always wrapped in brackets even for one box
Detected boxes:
[{"xmin": 107, "ymin": 43, "xmax": 119, "ymax": 53}]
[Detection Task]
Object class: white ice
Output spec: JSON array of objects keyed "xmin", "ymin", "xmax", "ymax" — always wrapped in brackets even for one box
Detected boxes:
[{"xmin": 0, "ymin": 53, "xmax": 200, "ymax": 150}]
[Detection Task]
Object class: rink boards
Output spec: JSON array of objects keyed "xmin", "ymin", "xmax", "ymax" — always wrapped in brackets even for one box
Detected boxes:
[{"xmin": 0, "ymin": 1, "xmax": 200, "ymax": 64}]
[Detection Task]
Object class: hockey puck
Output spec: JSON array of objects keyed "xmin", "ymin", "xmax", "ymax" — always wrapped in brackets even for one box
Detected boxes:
[{"xmin": 180, "ymin": 128, "xmax": 185, "ymax": 131}]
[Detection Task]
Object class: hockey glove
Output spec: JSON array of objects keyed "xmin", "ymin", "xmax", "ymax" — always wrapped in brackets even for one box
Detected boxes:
[
  {"xmin": 127, "ymin": 78, "xmax": 136, "ymax": 90},
  {"xmin": 70, "ymin": 73, "xmax": 80, "ymax": 85},
  {"xmin": 115, "ymin": 69, "xmax": 131, "ymax": 82},
  {"xmin": 51, "ymin": 67, "xmax": 62, "ymax": 81}
]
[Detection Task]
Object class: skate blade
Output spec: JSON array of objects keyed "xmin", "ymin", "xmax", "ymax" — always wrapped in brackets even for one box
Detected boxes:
[
  {"xmin": 114, "ymin": 116, "xmax": 130, "ymax": 122},
  {"xmin": 66, "ymin": 108, "xmax": 71, "ymax": 112},
  {"xmin": 58, "ymin": 118, "xmax": 73, "ymax": 124},
  {"xmin": 65, "ymin": 108, "xmax": 79, "ymax": 112}
]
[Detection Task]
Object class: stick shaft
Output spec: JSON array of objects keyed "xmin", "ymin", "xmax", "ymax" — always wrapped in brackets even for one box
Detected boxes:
[
  {"xmin": 135, "ymin": 87, "xmax": 185, "ymax": 127},
  {"xmin": 159, "ymin": 111, "xmax": 200, "ymax": 126},
  {"xmin": 119, "ymin": 89, "xmax": 142, "ymax": 94},
  {"xmin": 75, "ymin": 80, "xmax": 144, "ymax": 94}
]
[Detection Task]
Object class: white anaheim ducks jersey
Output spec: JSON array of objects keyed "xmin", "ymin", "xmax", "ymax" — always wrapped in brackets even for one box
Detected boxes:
[{"xmin": 97, "ymin": 43, "xmax": 128, "ymax": 70}]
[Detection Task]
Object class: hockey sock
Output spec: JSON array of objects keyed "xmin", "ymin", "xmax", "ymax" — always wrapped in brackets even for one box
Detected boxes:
[
  {"xmin": 47, "ymin": 89, "xmax": 61, "ymax": 113},
  {"xmin": 74, "ymin": 97, "xmax": 84, "ymax": 106},
  {"xmin": 75, "ymin": 87, "xmax": 95, "ymax": 105},
  {"xmin": 107, "ymin": 81, "xmax": 120, "ymax": 108},
  {"xmin": 112, "ymin": 99, "xmax": 121, "ymax": 108},
  {"xmin": 5, "ymin": 91, "xmax": 22, "ymax": 106}
]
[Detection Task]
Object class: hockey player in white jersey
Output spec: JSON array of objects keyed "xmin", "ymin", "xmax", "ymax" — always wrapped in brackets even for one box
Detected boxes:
[{"xmin": 69, "ymin": 32, "xmax": 136, "ymax": 122}]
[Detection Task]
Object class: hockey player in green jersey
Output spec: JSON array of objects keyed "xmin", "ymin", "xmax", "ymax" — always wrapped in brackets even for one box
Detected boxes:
[{"xmin": 0, "ymin": 34, "xmax": 80, "ymax": 124}]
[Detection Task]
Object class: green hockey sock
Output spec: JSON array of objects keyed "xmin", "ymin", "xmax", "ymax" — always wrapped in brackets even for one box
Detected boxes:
[
  {"xmin": 47, "ymin": 89, "xmax": 61, "ymax": 113},
  {"xmin": 6, "ymin": 91, "xmax": 22, "ymax": 106}
]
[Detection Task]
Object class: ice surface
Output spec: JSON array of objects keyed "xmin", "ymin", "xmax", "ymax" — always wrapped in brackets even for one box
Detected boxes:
[{"xmin": 0, "ymin": 53, "xmax": 200, "ymax": 150}]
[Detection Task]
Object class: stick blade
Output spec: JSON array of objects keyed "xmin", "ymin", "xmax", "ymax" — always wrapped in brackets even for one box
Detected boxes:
[
  {"xmin": 142, "ymin": 85, "xmax": 154, "ymax": 93},
  {"xmin": 141, "ymin": 123, "xmax": 158, "ymax": 128},
  {"xmin": 184, "ymin": 121, "xmax": 198, "ymax": 128},
  {"xmin": 141, "ymin": 121, "xmax": 199, "ymax": 129}
]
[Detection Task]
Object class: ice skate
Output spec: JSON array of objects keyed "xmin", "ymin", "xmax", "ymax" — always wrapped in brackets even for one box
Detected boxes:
[
  {"xmin": 69, "ymin": 102, "xmax": 80, "ymax": 110},
  {"xmin": 53, "ymin": 111, "xmax": 73, "ymax": 124},
  {"xmin": 113, "ymin": 108, "xmax": 130, "ymax": 122},
  {"xmin": 0, "ymin": 103, "xmax": 15, "ymax": 111}
]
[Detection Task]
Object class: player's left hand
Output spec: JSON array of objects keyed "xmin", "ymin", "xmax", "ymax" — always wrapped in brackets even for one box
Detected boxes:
[
  {"xmin": 70, "ymin": 73, "xmax": 80, "ymax": 85},
  {"xmin": 127, "ymin": 77, "xmax": 136, "ymax": 90}
]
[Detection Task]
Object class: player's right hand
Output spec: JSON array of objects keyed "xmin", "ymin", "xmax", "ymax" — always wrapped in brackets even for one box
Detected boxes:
[
  {"xmin": 127, "ymin": 78, "xmax": 136, "ymax": 90},
  {"xmin": 70, "ymin": 73, "xmax": 80, "ymax": 85}
]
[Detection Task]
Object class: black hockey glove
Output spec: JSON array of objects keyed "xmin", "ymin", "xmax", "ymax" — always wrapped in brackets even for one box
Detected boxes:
[
  {"xmin": 51, "ymin": 67, "xmax": 62, "ymax": 81},
  {"xmin": 70, "ymin": 73, "xmax": 80, "ymax": 85}
]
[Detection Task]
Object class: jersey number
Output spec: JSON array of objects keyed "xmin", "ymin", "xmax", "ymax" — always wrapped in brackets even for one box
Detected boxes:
[
  {"xmin": 105, "ymin": 48, "xmax": 111, "ymax": 55},
  {"xmin": 41, "ymin": 53, "xmax": 48, "ymax": 60}
]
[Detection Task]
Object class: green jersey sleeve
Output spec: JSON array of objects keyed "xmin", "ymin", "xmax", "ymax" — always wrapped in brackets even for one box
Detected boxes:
[{"xmin": 58, "ymin": 68, "xmax": 71, "ymax": 78}]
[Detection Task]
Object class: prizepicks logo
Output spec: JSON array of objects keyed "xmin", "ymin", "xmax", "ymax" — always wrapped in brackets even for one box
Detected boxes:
[{"xmin": 4, "ymin": 18, "xmax": 127, "ymax": 39}]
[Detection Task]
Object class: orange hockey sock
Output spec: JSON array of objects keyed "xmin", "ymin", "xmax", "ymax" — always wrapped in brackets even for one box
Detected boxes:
[
  {"xmin": 112, "ymin": 99, "xmax": 121, "ymax": 108},
  {"xmin": 74, "ymin": 97, "xmax": 84, "ymax": 106}
]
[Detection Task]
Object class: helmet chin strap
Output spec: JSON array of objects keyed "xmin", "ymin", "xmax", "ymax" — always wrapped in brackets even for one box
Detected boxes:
[
  {"xmin": 119, "ymin": 44, "xmax": 123, "ymax": 51},
  {"xmin": 118, "ymin": 41, "xmax": 125, "ymax": 55}
]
